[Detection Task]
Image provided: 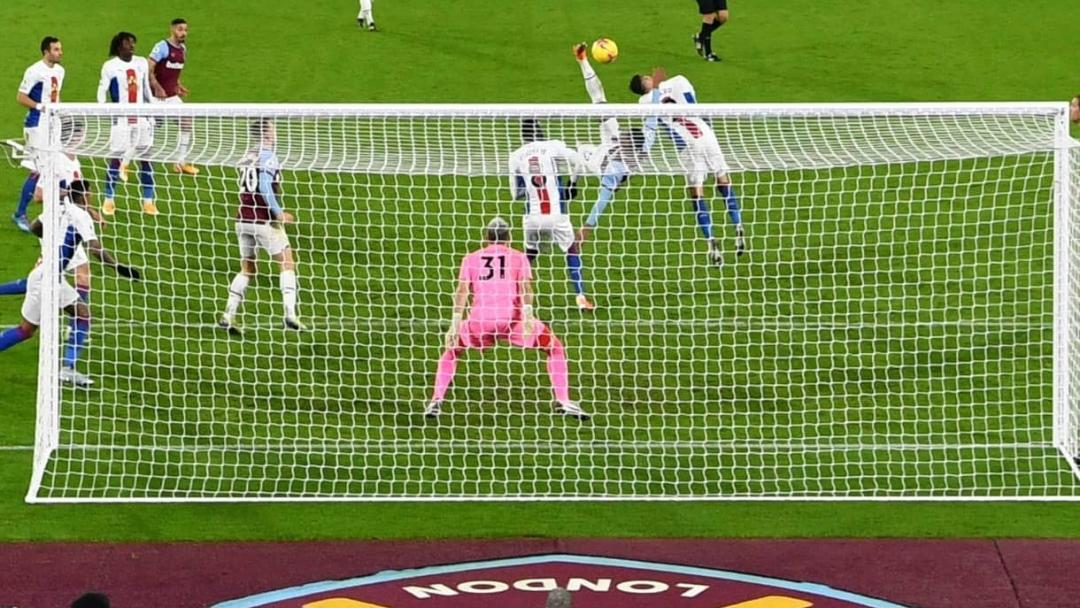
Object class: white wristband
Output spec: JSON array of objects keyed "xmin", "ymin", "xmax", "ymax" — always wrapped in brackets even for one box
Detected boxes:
[
  {"xmin": 34, "ymin": 103, "xmax": 43, "ymax": 112},
  {"xmin": 523, "ymin": 305, "xmax": 534, "ymax": 318}
]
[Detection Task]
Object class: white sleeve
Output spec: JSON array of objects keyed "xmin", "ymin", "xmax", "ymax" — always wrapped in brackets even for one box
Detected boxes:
[
  {"xmin": 141, "ymin": 60, "xmax": 153, "ymax": 101},
  {"xmin": 96, "ymin": 63, "xmax": 109, "ymax": 104},
  {"xmin": 18, "ymin": 66, "xmax": 36, "ymax": 96},
  {"xmin": 73, "ymin": 209, "xmax": 98, "ymax": 243},
  {"xmin": 559, "ymin": 143, "xmax": 584, "ymax": 179}
]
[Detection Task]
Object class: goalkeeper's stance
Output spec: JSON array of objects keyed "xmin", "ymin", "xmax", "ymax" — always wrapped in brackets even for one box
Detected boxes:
[{"xmin": 425, "ymin": 217, "xmax": 589, "ymax": 421}]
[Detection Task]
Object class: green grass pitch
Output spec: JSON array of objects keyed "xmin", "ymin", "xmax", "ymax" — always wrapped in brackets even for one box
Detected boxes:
[{"xmin": 1, "ymin": 0, "xmax": 1080, "ymax": 539}]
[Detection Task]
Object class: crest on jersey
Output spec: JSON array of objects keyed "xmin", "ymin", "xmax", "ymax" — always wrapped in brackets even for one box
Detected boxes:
[{"xmin": 214, "ymin": 554, "xmax": 909, "ymax": 607}]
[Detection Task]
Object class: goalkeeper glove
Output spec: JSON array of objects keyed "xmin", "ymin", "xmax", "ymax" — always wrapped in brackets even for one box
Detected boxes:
[{"xmin": 115, "ymin": 264, "xmax": 141, "ymax": 281}]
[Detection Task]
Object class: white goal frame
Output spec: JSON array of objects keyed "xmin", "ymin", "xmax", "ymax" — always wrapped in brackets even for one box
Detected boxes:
[{"xmin": 24, "ymin": 101, "xmax": 1080, "ymax": 502}]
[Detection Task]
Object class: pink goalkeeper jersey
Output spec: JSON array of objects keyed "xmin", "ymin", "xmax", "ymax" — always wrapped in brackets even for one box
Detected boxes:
[{"xmin": 459, "ymin": 243, "xmax": 532, "ymax": 322}]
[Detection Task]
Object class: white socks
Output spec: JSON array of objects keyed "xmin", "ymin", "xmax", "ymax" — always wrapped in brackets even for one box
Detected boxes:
[
  {"xmin": 281, "ymin": 270, "xmax": 298, "ymax": 319},
  {"xmin": 178, "ymin": 130, "xmax": 193, "ymax": 161},
  {"xmin": 224, "ymin": 274, "xmax": 250, "ymax": 320},
  {"xmin": 225, "ymin": 272, "xmax": 298, "ymax": 321}
]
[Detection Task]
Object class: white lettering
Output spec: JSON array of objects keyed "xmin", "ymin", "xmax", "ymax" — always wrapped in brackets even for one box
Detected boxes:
[
  {"xmin": 512, "ymin": 578, "xmax": 558, "ymax": 592},
  {"xmin": 616, "ymin": 580, "xmax": 670, "ymax": 594},
  {"xmin": 676, "ymin": 583, "xmax": 710, "ymax": 598},
  {"xmin": 565, "ymin": 578, "xmax": 612, "ymax": 592},
  {"xmin": 403, "ymin": 584, "xmax": 457, "ymax": 599},
  {"xmin": 457, "ymin": 580, "xmax": 509, "ymax": 594},
  {"xmin": 165, "ymin": 61, "xmax": 185, "ymax": 69}
]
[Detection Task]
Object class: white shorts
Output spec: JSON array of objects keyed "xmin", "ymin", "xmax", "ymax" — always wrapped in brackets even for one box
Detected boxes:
[
  {"xmin": 24, "ymin": 126, "xmax": 47, "ymax": 154},
  {"xmin": 150, "ymin": 96, "xmax": 183, "ymax": 105},
  {"xmin": 109, "ymin": 117, "xmax": 155, "ymax": 154},
  {"xmin": 523, "ymin": 214, "xmax": 575, "ymax": 253},
  {"xmin": 66, "ymin": 245, "xmax": 88, "ymax": 275},
  {"xmin": 23, "ymin": 126, "xmax": 47, "ymax": 171},
  {"xmin": 236, "ymin": 222, "xmax": 291, "ymax": 258},
  {"xmin": 21, "ymin": 265, "xmax": 80, "ymax": 326},
  {"xmin": 681, "ymin": 133, "xmax": 731, "ymax": 187}
]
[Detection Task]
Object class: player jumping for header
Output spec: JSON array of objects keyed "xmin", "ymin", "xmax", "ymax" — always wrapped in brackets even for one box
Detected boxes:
[
  {"xmin": 426, "ymin": 217, "xmax": 588, "ymax": 420},
  {"xmin": 631, "ymin": 67, "xmax": 746, "ymax": 266}
]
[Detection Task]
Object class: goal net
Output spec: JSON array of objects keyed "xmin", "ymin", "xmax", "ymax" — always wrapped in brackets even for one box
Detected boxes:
[{"xmin": 25, "ymin": 102, "xmax": 1080, "ymax": 502}]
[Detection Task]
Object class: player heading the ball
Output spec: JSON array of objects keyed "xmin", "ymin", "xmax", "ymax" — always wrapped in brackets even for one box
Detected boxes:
[
  {"xmin": 425, "ymin": 217, "xmax": 588, "ymax": 421},
  {"xmin": 630, "ymin": 68, "xmax": 747, "ymax": 265}
]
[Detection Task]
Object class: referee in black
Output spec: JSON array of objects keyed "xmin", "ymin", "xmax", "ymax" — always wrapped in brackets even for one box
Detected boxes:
[{"xmin": 693, "ymin": 0, "xmax": 729, "ymax": 62}]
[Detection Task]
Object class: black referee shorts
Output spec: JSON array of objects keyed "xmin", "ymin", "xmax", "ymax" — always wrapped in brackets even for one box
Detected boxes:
[{"xmin": 697, "ymin": 0, "xmax": 728, "ymax": 14}]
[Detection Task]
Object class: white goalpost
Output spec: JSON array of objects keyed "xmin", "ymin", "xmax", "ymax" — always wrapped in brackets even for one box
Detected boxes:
[{"xmin": 24, "ymin": 102, "xmax": 1080, "ymax": 502}]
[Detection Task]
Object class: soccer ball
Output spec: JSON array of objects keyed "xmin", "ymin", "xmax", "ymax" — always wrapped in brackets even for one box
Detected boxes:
[{"xmin": 591, "ymin": 38, "xmax": 619, "ymax": 64}]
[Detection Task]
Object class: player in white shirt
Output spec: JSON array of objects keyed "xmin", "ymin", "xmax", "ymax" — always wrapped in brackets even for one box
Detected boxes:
[
  {"xmin": 97, "ymin": 32, "xmax": 158, "ymax": 216},
  {"xmin": 570, "ymin": 43, "xmax": 645, "ymax": 250},
  {"xmin": 630, "ymin": 68, "xmax": 746, "ymax": 266},
  {"xmin": 26, "ymin": 121, "xmax": 96, "ymax": 323},
  {"xmin": 357, "ymin": 0, "xmax": 376, "ymax": 31},
  {"xmin": 509, "ymin": 120, "xmax": 595, "ymax": 311},
  {"xmin": 13, "ymin": 36, "xmax": 65, "ymax": 234},
  {"xmin": 0, "ymin": 180, "xmax": 140, "ymax": 386}
]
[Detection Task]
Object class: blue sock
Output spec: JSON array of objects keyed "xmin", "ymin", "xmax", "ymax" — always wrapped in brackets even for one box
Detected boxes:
[
  {"xmin": 0, "ymin": 278, "xmax": 28, "ymax": 296},
  {"xmin": 16, "ymin": 173, "xmax": 39, "ymax": 217},
  {"xmin": 63, "ymin": 317, "xmax": 90, "ymax": 369},
  {"xmin": 0, "ymin": 325, "xmax": 33, "ymax": 352},
  {"xmin": 139, "ymin": 161, "xmax": 155, "ymax": 200},
  {"xmin": 718, "ymin": 185, "xmax": 742, "ymax": 226},
  {"xmin": 566, "ymin": 253, "xmax": 585, "ymax": 296},
  {"xmin": 586, "ymin": 187, "xmax": 616, "ymax": 227},
  {"xmin": 105, "ymin": 159, "xmax": 120, "ymax": 199},
  {"xmin": 692, "ymin": 198, "xmax": 713, "ymax": 240}
]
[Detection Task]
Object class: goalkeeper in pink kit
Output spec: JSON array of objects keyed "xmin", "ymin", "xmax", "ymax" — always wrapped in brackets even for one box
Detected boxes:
[{"xmin": 425, "ymin": 217, "xmax": 589, "ymax": 420}]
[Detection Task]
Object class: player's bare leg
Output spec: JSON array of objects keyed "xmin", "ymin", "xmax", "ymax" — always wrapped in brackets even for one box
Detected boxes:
[
  {"xmin": 219, "ymin": 258, "xmax": 255, "ymax": 336},
  {"xmin": 275, "ymin": 247, "xmax": 304, "ymax": 330},
  {"xmin": 698, "ymin": 10, "xmax": 727, "ymax": 62}
]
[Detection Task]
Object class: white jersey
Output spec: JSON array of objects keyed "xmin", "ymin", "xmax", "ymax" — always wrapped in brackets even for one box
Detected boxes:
[
  {"xmin": 508, "ymin": 140, "xmax": 581, "ymax": 217},
  {"xmin": 19, "ymin": 60, "xmax": 65, "ymax": 128},
  {"xmin": 576, "ymin": 142, "xmax": 619, "ymax": 176},
  {"xmin": 40, "ymin": 202, "xmax": 97, "ymax": 274},
  {"xmin": 639, "ymin": 75, "xmax": 715, "ymax": 150},
  {"xmin": 97, "ymin": 56, "xmax": 153, "ymax": 106},
  {"xmin": 57, "ymin": 154, "xmax": 83, "ymax": 189}
]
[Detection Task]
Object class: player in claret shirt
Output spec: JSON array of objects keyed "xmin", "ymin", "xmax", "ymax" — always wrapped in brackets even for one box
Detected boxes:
[
  {"xmin": 219, "ymin": 118, "xmax": 303, "ymax": 335},
  {"xmin": 148, "ymin": 18, "xmax": 198, "ymax": 176}
]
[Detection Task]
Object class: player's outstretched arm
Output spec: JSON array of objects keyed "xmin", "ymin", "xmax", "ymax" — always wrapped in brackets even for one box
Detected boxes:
[{"xmin": 86, "ymin": 239, "xmax": 141, "ymax": 280}]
